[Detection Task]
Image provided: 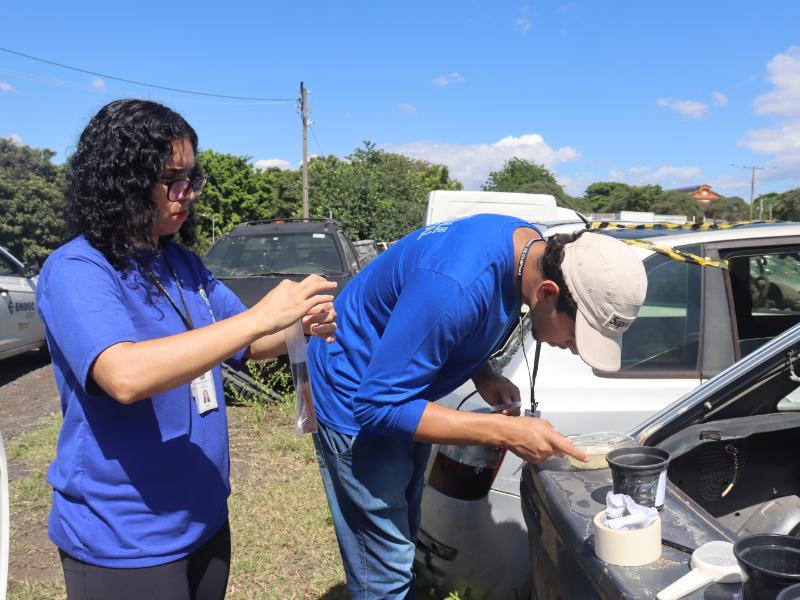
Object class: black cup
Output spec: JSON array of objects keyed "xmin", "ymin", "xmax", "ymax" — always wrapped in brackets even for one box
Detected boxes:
[
  {"xmin": 606, "ymin": 447, "xmax": 670, "ymax": 509},
  {"xmin": 778, "ymin": 583, "xmax": 800, "ymax": 600},
  {"xmin": 734, "ymin": 535, "xmax": 800, "ymax": 600}
]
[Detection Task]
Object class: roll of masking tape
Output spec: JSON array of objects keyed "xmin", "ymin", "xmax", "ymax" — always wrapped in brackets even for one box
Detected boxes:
[{"xmin": 593, "ymin": 511, "xmax": 662, "ymax": 566}]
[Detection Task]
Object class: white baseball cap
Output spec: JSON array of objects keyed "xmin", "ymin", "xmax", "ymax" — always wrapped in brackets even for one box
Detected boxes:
[{"xmin": 560, "ymin": 232, "xmax": 648, "ymax": 372}]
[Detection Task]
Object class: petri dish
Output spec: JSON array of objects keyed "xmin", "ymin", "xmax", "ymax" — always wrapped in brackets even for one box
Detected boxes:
[{"xmin": 566, "ymin": 432, "xmax": 636, "ymax": 469}]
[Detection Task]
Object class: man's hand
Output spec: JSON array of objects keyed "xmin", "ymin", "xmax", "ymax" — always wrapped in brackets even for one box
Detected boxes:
[
  {"xmin": 472, "ymin": 364, "xmax": 521, "ymax": 416},
  {"xmin": 505, "ymin": 417, "xmax": 587, "ymax": 464},
  {"xmin": 251, "ymin": 275, "xmax": 336, "ymax": 337},
  {"xmin": 303, "ymin": 302, "xmax": 337, "ymax": 343}
]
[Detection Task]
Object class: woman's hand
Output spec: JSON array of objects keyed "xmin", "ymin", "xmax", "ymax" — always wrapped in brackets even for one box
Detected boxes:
[
  {"xmin": 303, "ymin": 302, "xmax": 337, "ymax": 343},
  {"xmin": 250, "ymin": 275, "xmax": 337, "ymax": 336}
]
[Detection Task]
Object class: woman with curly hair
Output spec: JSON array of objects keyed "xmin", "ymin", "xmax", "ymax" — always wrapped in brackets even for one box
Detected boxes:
[{"xmin": 36, "ymin": 99, "xmax": 337, "ymax": 599}]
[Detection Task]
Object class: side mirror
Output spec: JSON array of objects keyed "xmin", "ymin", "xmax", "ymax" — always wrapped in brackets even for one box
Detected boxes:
[{"xmin": 21, "ymin": 265, "xmax": 39, "ymax": 278}]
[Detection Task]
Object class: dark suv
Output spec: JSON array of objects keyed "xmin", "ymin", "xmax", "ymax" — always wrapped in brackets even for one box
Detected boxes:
[{"xmin": 204, "ymin": 218, "xmax": 361, "ymax": 308}]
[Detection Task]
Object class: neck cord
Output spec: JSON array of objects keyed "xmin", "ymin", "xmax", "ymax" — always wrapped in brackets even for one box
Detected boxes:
[
  {"xmin": 516, "ymin": 234, "xmax": 545, "ymax": 416},
  {"xmin": 146, "ymin": 254, "xmax": 195, "ymax": 330}
]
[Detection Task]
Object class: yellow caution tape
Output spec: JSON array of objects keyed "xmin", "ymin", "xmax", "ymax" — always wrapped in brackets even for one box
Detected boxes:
[
  {"xmin": 618, "ymin": 238, "xmax": 729, "ymax": 269},
  {"xmin": 589, "ymin": 220, "xmax": 780, "ymax": 232}
]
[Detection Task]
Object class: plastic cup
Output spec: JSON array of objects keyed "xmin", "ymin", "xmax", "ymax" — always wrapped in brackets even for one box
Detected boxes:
[
  {"xmin": 734, "ymin": 535, "xmax": 800, "ymax": 600},
  {"xmin": 606, "ymin": 447, "xmax": 670, "ymax": 510}
]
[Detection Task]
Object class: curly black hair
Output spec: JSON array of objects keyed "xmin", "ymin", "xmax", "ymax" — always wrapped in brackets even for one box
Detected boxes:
[
  {"xmin": 65, "ymin": 99, "xmax": 199, "ymax": 271},
  {"xmin": 538, "ymin": 229, "xmax": 587, "ymax": 319}
]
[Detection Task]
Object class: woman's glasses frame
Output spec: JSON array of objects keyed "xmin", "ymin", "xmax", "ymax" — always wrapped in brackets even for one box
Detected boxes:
[{"xmin": 161, "ymin": 175, "xmax": 209, "ymax": 202}]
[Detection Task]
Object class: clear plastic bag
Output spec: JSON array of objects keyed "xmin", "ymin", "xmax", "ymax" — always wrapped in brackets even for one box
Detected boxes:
[{"xmin": 285, "ymin": 320, "xmax": 317, "ymax": 435}]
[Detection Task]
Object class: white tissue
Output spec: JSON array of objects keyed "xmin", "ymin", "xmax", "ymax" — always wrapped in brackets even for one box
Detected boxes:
[{"xmin": 601, "ymin": 492, "xmax": 658, "ymax": 531}]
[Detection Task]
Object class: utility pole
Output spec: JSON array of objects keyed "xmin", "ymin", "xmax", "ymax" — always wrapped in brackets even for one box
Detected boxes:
[
  {"xmin": 299, "ymin": 82, "xmax": 310, "ymax": 219},
  {"xmin": 732, "ymin": 164, "xmax": 765, "ymax": 221}
]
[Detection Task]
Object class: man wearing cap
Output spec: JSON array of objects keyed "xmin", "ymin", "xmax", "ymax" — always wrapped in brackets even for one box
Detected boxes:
[{"xmin": 307, "ymin": 213, "xmax": 647, "ymax": 599}]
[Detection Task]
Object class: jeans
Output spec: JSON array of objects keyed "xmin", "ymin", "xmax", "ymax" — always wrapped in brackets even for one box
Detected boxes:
[{"xmin": 314, "ymin": 421, "xmax": 432, "ymax": 600}]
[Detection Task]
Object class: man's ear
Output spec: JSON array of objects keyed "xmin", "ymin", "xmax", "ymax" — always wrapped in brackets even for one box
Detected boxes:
[{"xmin": 535, "ymin": 280, "xmax": 561, "ymax": 304}]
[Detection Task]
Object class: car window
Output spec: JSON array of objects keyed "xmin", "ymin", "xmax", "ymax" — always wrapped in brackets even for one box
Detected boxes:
[
  {"xmin": 0, "ymin": 252, "xmax": 19, "ymax": 276},
  {"xmin": 613, "ymin": 244, "xmax": 702, "ymax": 374},
  {"xmin": 726, "ymin": 249, "xmax": 800, "ymax": 356},
  {"xmin": 337, "ymin": 231, "xmax": 359, "ymax": 273},
  {"xmin": 205, "ymin": 232, "xmax": 344, "ymax": 277}
]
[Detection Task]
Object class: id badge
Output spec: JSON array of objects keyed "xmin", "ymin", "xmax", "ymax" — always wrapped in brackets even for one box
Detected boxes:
[{"xmin": 191, "ymin": 370, "xmax": 218, "ymax": 414}]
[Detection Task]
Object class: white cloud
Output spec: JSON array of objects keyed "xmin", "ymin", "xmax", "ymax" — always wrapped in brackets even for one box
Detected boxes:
[
  {"xmin": 254, "ymin": 158, "xmax": 292, "ymax": 171},
  {"xmin": 432, "ymin": 72, "xmax": 465, "ymax": 87},
  {"xmin": 741, "ymin": 119, "xmax": 800, "ymax": 156},
  {"xmin": 385, "ymin": 133, "xmax": 579, "ymax": 189},
  {"xmin": 398, "ymin": 103, "xmax": 416, "ymax": 115},
  {"xmin": 608, "ymin": 165, "xmax": 703, "ymax": 188},
  {"xmin": 739, "ymin": 47, "xmax": 800, "ymax": 187},
  {"xmin": 559, "ymin": 172, "xmax": 596, "ymax": 196},
  {"xmin": 0, "ymin": 81, "xmax": 14, "ymax": 93},
  {"xmin": 754, "ymin": 46, "xmax": 800, "ymax": 116},
  {"xmin": 657, "ymin": 98, "xmax": 709, "ymax": 119},
  {"xmin": 740, "ymin": 120, "xmax": 800, "ymax": 182},
  {"xmin": 4, "ymin": 134, "xmax": 23, "ymax": 146},
  {"xmin": 516, "ymin": 16, "xmax": 532, "ymax": 34},
  {"xmin": 91, "ymin": 77, "xmax": 107, "ymax": 91},
  {"xmin": 713, "ymin": 91, "xmax": 728, "ymax": 107}
]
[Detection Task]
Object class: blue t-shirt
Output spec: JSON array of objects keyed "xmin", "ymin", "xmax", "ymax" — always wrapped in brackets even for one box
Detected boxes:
[
  {"xmin": 308, "ymin": 214, "xmax": 538, "ymax": 438},
  {"xmin": 37, "ymin": 236, "xmax": 248, "ymax": 568}
]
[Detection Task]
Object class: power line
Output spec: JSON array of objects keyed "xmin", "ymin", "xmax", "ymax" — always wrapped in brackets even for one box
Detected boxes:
[
  {"xmin": 0, "ymin": 46, "xmax": 295, "ymax": 102},
  {"xmin": 0, "ymin": 67, "xmax": 283, "ymax": 106},
  {"xmin": 310, "ymin": 125, "xmax": 325, "ymax": 156}
]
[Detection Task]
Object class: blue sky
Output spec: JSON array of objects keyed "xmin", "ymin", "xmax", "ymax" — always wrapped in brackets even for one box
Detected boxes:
[{"xmin": 2, "ymin": 1, "xmax": 800, "ymax": 201}]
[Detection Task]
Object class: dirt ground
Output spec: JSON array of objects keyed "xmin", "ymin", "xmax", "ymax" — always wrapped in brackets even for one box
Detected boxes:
[{"xmin": 0, "ymin": 351, "xmax": 63, "ymax": 587}]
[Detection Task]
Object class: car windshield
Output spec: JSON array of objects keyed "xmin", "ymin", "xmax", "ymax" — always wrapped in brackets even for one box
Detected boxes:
[{"xmin": 205, "ymin": 232, "xmax": 344, "ymax": 277}]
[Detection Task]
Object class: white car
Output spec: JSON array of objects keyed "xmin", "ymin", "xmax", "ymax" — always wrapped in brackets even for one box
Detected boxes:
[
  {"xmin": 416, "ymin": 221, "xmax": 800, "ymax": 599},
  {"xmin": 0, "ymin": 246, "xmax": 45, "ymax": 361}
]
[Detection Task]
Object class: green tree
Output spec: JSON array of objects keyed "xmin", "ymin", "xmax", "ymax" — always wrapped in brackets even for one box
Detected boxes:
[
  {"xmin": 650, "ymin": 191, "xmax": 704, "ymax": 219},
  {"xmin": 584, "ymin": 182, "xmax": 633, "ymax": 212},
  {"xmin": 770, "ymin": 189, "xmax": 800, "ymax": 221},
  {"xmin": 753, "ymin": 192, "xmax": 780, "ymax": 221},
  {"xmin": 704, "ymin": 196, "xmax": 750, "ymax": 222},
  {"xmin": 306, "ymin": 142, "xmax": 461, "ymax": 241},
  {"xmin": 0, "ymin": 139, "xmax": 65, "ymax": 266},
  {"xmin": 193, "ymin": 150, "xmax": 300, "ymax": 253},
  {"xmin": 196, "ymin": 143, "xmax": 462, "ymax": 247},
  {"xmin": 591, "ymin": 184, "xmax": 663, "ymax": 213},
  {"xmin": 482, "ymin": 158, "xmax": 587, "ymax": 212}
]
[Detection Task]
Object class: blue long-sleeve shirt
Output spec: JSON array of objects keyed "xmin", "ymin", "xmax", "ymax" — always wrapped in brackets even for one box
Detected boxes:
[{"xmin": 308, "ymin": 214, "xmax": 539, "ymax": 438}]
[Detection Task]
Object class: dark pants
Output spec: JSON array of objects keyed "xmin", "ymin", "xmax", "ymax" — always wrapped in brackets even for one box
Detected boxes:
[{"xmin": 59, "ymin": 520, "xmax": 231, "ymax": 600}]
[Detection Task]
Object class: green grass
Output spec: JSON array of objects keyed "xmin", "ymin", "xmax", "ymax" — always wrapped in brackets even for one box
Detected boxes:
[{"xmin": 5, "ymin": 401, "xmax": 450, "ymax": 599}]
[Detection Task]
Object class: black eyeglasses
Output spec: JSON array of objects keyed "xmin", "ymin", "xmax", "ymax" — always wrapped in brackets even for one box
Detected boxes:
[{"xmin": 161, "ymin": 176, "xmax": 209, "ymax": 202}]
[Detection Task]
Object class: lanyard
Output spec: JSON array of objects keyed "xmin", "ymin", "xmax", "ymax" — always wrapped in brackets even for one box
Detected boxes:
[
  {"xmin": 516, "ymin": 234, "xmax": 545, "ymax": 414},
  {"xmin": 147, "ymin": 256, "xmax": 195, "ymax": 330},
  {"xmin": 516, "ymin": 235, "xmax": 545, "ymax": 292}
]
